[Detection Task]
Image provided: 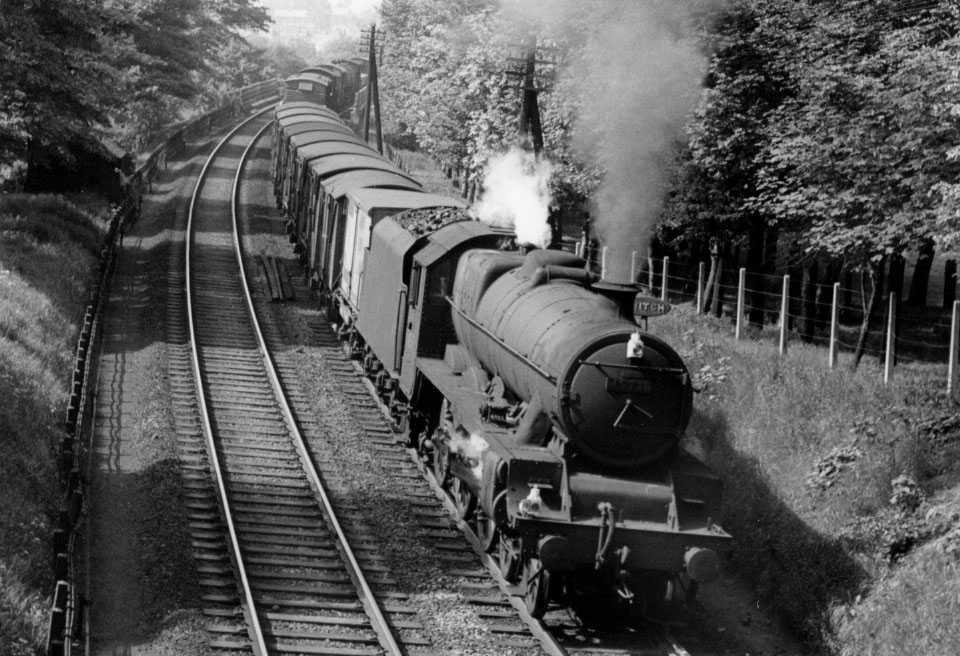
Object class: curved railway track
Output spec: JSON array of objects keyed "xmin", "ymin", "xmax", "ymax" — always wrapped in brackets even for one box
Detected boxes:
[
  {"xmin": 182, "ymin": 112, "xmax": 405, "ymax": 655},
  {"xmin": 304, "ymin": 318, "xmax": 704, "ymax": 656},
  {"xmin": 169, "ymin": 109, "xmax": 704, "ymax": 656}
]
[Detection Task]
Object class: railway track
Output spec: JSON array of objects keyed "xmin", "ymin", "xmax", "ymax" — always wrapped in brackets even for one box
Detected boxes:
[
  {"xmin": 299, "ymin": 316, "xmax": 705, "ymax": 656},
  {"xmin": 178, "ymin": 112, "xmax": 408, "ymax": 655},
  {"xmin": 171, "ymin": 111, "xmax": 552, "ymax": 655},
  {"xmin": 166, "ymin": 108, "xmax": 705, "ymax": 655}
]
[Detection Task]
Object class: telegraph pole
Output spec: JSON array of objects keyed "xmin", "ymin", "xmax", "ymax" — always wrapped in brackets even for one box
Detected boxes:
[
  {"xmin": 505, "ymin": 35, "xmax": 557, "ymax": 239},
  {"xmin": 361, "ymin": 24, "xmax": 384, "ymax": 154},
  {"xmin": 517, "ymin": 37, "xmax": 544, "ymax": 155}
]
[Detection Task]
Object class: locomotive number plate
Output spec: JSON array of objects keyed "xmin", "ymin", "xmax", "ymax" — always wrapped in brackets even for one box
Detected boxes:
[
  {"xmin": 606, "ymin": 375, "xmax": 652, "ymax": 395},
  {"xmin": 633, "ymin": 294, "xmax": 671, "ymax": 319}
]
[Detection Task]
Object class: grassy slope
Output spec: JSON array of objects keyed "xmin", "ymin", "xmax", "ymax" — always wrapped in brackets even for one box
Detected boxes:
[
  {"xmin": 0, "ymin": 195, "xmax": 105, "ymax": 655},
  {"xmin": 651, "ymin": 304, "xmax": 960, "ymax": 653}
]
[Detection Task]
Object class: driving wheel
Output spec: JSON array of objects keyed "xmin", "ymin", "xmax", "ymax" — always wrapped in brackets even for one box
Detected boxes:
[
  {"xmin": 523, "ymin": 557, "xmax": 551, "ymax": 619},
  {"xmin": 450, "ymin": 475, "xmax": 476, "ymax": 520}
]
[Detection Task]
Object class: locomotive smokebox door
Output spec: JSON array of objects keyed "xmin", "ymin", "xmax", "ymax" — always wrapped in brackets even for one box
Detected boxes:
[{"xmin": 563, "ymin": 338, "xmax": 683, "ymax": 467}]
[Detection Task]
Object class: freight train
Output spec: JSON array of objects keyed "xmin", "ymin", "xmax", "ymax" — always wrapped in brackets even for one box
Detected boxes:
[{"xmin": 272, "ymin": 63, "xmax": 731, "ymax": 620}]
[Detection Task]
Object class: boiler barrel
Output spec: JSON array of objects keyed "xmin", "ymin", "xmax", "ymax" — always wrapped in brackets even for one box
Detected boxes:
[{"xmin": 451, "ymin": 249, "xmax": 690, "ymax": 467}]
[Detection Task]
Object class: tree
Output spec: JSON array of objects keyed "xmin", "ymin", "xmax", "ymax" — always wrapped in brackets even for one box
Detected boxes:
[
  {"xmin": 661, "ymin": 0, "xmax": 805, "ymax": 319},
  {"xmin": 0, "ymin": 1, "xmax": 122, "ymax": 177},
  {"xmin": 0, "ymin": 0, "xmax": 273, "ymax": 183},
  {"xmin": 379, "ymin": 0, "xmax": 601, "ymax": 210},
  {"xmin": 751, "ymin": 1, "xmax": 960, "ymax": 363},
  {"xmin": 102, "ymin": 0, "xmax": 271, "ymax": 141}
]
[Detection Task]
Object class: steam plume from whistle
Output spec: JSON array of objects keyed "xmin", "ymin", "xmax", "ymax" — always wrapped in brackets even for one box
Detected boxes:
[{"xmin": 473, "ymin": 146, "xmax": 553, "ymax": 248}]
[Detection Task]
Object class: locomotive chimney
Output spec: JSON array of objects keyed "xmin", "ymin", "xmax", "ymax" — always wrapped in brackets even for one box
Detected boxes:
[{"xmin": 593, "ymin": 245, "xmax": 639, "ymax": 318}]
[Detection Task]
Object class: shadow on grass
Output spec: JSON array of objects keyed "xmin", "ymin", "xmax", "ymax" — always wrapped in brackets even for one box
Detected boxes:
[{"xmin": 695, "ymin": 407, "xmax": 866, "ymax": 650}]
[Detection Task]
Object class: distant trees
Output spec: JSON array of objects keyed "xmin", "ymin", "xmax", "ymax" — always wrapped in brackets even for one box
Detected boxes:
[
  {"xmin": 746, "ymin": 2, "xmax": 960, "ymax": 358},
  {"xmin": 378, "ymin": 0, "xmax": 601, "ymax": 210},
  {"xmin": 752, "ymin": 3, "xmax": 960, "ymax": 268},
  {"xmin": 0, "ymin": 1, "xmax": 119, "ymax": 178},
  {"xmin": 0, "ymin": 0, "xmax": 280, "ymax": 187},
  {"xmin": 375, "ymin": 0, "xmax": 960, "ymax": 363},
  {"xmin": 379, "ymin": 0, "xmax": 505, "ymax": 182}
]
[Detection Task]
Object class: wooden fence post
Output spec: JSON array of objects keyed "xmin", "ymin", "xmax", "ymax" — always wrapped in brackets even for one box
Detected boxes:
[
  {"xmin": 735, "ymin": 267, "xmax": 746, "ymax": 340},
  {"xmin": 661, "ymin": 256, "xmax": 670, "ymax": 302},
  {"xmin": 949, "ymin": 300, "xmax": 960, "ymax": 399},
  {"xmin": 696, "ymin": 262, "xmax": 705, "ymax": 314},
  {"xmin": 779, "ymin": 274, "xmax": 790, "ymax": 356},
  {"xmin": 884, "ymin": 292, "xmax": 896, "ymax": 384},
  {"xmin": 829, "ymin": 282, "xmax": 840, "ymax": 369}
]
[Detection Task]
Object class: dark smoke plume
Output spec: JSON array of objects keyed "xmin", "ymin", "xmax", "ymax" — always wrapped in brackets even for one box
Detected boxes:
[{"xmin": 500, "ymin": 0, "xmax": 711, "ymax": 279}]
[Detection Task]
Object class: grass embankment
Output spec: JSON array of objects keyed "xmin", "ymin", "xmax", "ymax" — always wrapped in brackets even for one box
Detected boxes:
[
  {"xmin": 0, "ymin": 194, "xmax": 106, "ymax": 655},
  {"xmin": 653, "ymin": 305, "xmax": 960, "ymax": 654}
]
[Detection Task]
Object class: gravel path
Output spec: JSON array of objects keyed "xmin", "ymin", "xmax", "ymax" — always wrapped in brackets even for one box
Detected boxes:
[{"xmin": 86, "ymin": 140, "xmax": 219, "ymax": 656}]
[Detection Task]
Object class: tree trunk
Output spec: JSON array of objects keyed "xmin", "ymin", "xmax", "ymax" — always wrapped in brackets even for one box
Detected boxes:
[
  {"xmin": 802, "ymin": 259, "xmax": 819, "ymax": 342},
  {"xmin": 843, "ymin": 268, "xmax": 854, "ymax": 323},
  {"xmin": 747, "ymin": 219, "xmax": 766, "ymax": 327},
  {"xmin": 764, "ymin": 224, "xmax": 779, "ymax": 324},
  {"xmin": 888, "ymin": 254, "xmax": 905, "ymax": 303},
  {"xmin": 815, "ymin": 260, "xmax": 839, "ymax": 329},
  {"xmin": 908, "ymin": 238, "xmax": 935, "ymax": 306},
  {"xmin": 887, "ymin": 255, "xmax": 904, "ymax": 366},
  {"xmin": 24, "ymin": 138, "xmax": 40, "ymax": 192},
  {"xmin": 702, "ymin": 238, "xmax": 719, "ymax": 313},
  {"xmin": 788, "ymin": 262, "xmax": 803, "ymax": 333},
  {"xmin": 944, "ymin": 259, "xmax": 957, "ymax": 309},
  {"xmin": 852, "ymin": 265, "xmax": 880, "ymax": 369},
  {"xmin": 712, "ymin": 243, "xmax": 726, "ymax": 318}
]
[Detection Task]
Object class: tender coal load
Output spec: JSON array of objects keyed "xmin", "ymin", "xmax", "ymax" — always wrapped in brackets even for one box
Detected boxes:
[{"xmin": 394, "ymin": 207, "xmax": 473, "ymax": 237}]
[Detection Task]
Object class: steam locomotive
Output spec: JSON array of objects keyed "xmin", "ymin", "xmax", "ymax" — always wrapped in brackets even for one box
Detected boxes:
[{"xmin": 272, "ymin": 64, "xmax": 730, "ymax": 620}]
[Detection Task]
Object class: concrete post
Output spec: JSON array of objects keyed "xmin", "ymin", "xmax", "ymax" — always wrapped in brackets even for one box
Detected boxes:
[
  {"xmin": 779, "ymin": 274, "xmax": 790, "ymax": 356},
  {"xmin": 829, "ymin": 282, "xmax": 840, "ymax": 369},
  {"xmin": 735, "ymin": 267, "xmax": 746, "ymax": 340},
  {"xmin": 884, "ymin": 292, "xmax": 896, "ymax": 384}
]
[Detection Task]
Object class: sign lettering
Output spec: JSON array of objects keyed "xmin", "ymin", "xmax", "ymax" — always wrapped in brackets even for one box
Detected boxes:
[{"xmin": 633, "ymin": 294, "xmax": 671, "ymax": 319}]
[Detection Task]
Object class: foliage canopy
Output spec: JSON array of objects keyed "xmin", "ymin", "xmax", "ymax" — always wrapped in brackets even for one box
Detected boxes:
[
  {"xmin": 0, "ymin": 0, "xmax": 287, "ymax": 185},
  {"xmin": 378, "ymin": 0, "xmax": 960, "ymax": 268}
]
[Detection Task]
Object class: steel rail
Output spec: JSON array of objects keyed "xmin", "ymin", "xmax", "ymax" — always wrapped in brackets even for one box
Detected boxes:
[
  {"xmin": 231, "ymin": 118, "xmax": 404, "ymax": 656},
  {"xmin": 409, "ymin": 437, "xmax": 568, "ymax": 656},
  {"xmin": 185, "ymin": 108, "xmax": 275, "ymax": 656},
  {"xmin": 348, "ymin": 357, "xmax": 695, "ymax": 656}
]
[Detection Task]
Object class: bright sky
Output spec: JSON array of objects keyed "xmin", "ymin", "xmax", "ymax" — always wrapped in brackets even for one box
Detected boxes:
[
  {"xmin": 330, "ymin": 0, "xmax": 380, "ymax": 14},
  {"xmin": 258, "ymin": 0, "xmax": 381, "ymax": 50}
]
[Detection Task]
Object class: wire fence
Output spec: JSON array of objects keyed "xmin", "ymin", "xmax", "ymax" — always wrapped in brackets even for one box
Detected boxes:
[{"xmin": 576, "ymin": 246, "xmax": 960, "ymax": 395}]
